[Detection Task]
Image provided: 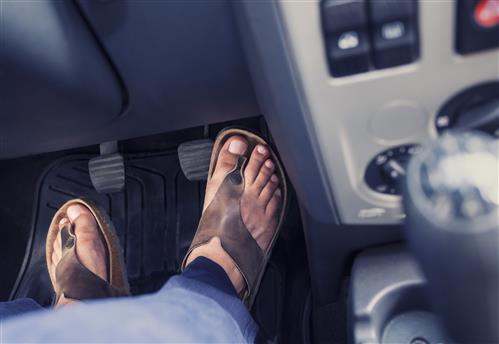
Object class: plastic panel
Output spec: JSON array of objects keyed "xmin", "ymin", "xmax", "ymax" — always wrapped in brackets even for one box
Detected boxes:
[
  {"xmin": 0, "ymin": 0, "xmax": 124, "ymax": 157},
  {"xmin": 350, "ymin": 245, "xmax": 448, "ymax": 344},
  {"xmin": 0, "ymin": 0, "xmax": 259, "ymax": 159},
  {"xmin": 277, "ymin": 0, "xmax": 499, "ymax": 224}
]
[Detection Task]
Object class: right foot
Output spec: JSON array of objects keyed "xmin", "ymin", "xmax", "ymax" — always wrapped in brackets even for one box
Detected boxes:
[{"xmin": 185, "ymin": 135, "xmax": 283, "ymax": 294}]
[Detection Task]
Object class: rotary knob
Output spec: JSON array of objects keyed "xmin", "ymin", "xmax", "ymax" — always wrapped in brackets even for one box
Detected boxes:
[{"xmin": 365, "ymin": 144, "xmax": 421, "ymax": 195}]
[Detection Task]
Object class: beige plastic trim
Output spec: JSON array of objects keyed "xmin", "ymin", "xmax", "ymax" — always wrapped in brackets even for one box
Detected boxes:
[{"xmin": 276, "ymin": 0, "xmax": 499, "ymax": 224}]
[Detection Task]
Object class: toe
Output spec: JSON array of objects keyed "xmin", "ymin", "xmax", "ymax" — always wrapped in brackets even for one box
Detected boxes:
[
  {"xmin": 67, "ymin": 204, "xmax": 107, "ymax": 281},
  {"xmin": 253, "ymin": 159, "xmax": 275, "ymax": 191},
  {"xmin": 56, "ymin": 218, "xmax": 67, "ymax": 246},
  {"xmin": 59, "ymin": 217, "xmax": 69, "ymax": 229},
  {"xmin": 244, "ymin": 144, "xmax": 269, "ymax": 184},
  {"xmin": 266, "ymin": 188, "xmax": 282, "ymax": 215},
  {"xmin": 203, "ymin": 135, "xmax": 248, "ymax": 212},
  {"xmin": 52, "ymin": 218, "xmax": 67, "ymax": 263},
  {"xmin": 53, "ymin": 240, "xmax": 61, "ymax": 264},
  {"xmin": 67, "ymin": 204, "xmax": 98, "ymax": 241},
  {"xmin": 215, "ymin": 135, "xmax": 248, "ymax": 172},
  {"xmin": 259, "ymin": 174, "xmax": 279, "ymax": 204},
  {"xmin": 52, "ymin": 250, "xmax": 60, "ymax": 266}
]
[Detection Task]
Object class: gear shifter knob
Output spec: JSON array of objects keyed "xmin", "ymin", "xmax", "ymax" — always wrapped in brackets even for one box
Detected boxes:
[{"xmin": 404, "ymin": 131, "xmax": 498, "ymax": 343}]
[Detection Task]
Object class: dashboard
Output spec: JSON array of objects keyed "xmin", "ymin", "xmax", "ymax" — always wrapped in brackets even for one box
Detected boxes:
[
  {"xmin": 2, "ymin": 1, "xmax": 496, "ymax": 228},
  {"xmin": 250, "ymin": 0, "xmax": 499, "ymax": 225}
]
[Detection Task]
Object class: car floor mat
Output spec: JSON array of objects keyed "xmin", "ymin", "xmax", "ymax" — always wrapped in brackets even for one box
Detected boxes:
[
  {"xmin": 9, "ymin": 117, "xmax": 291, "ymax": 342},
  {"xmin": 11, "ymin": 151, "xmax": 204, "ymax": 305}
]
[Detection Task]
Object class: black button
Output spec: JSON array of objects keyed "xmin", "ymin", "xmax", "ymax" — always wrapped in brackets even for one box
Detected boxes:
[
  {"xmin": 322, "ymin": 0, "xmax": 368, "ymax": 33},
  {"xmin": 369, "ymin": 0, "xmax": 419, "ymax": 69},
  {"xmin": 456, "ymin": 0, "xmax": 499, "ymax": 55},
  {"xmin": 369, "ymin": 0, "xmax": 415, "ymax": 23},
  {"xmin": 326, "ymin": 29, "xmax": 370, "ymax": 77},
  {"xmin": 322, "ymin": 0, "xmax": 370, "ymax": 76}
]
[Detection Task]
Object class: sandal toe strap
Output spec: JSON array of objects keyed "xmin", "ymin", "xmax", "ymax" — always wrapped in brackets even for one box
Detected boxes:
[
  {"xmin": 55, "ymin": 224, "xmax": 127, "ymax": 301},
  {"xmin": 183, "ymin": 156, "xmax": 265, "ymax": 296}
]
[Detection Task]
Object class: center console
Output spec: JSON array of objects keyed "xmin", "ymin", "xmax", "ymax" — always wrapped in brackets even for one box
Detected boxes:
[{"xmin": 350, "ymin": 245, "xmax": 448, "ymax": 344}]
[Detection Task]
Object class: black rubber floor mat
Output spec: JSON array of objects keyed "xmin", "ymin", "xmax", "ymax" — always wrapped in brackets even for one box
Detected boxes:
[{"xmin": 11, "ymin": 151, "xmax": 204, "ymax": 306}]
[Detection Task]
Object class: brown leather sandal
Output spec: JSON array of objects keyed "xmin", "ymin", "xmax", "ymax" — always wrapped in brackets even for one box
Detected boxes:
[
  {"xmin": 46, "ymin": 198, "xmax": 130, "ymax": 303},
  {"xmin": 181, "ymin": 128, "xmax": 288, "ymax": 308}
]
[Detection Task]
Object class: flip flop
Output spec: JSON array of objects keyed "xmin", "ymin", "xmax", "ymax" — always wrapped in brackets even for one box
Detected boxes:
[
  {"xmin": 181, "ymin": 128, "xmax": 288, "ymax": 308},
  {"xmin": 46, "ymin": 198, "xmax": 130, "ymax": 303}
]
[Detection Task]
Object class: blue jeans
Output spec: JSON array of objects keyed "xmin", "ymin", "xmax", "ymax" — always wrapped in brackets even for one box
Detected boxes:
[{"xmin": 0, "ymin": 257, "xmax": 258, "ymax": 343}]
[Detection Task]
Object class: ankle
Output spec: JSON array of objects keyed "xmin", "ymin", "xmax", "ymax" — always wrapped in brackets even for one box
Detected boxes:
[{"xmin": 186, "ymin": 237, "xmax": 246, "ymax": 294}]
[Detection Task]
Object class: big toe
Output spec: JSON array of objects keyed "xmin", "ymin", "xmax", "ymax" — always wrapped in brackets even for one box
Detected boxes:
[
  {"xmin": 67, "ymin": 204, "xmax": 98, "ymax": 240},
  {"xmin": 214, "ymin": 135, "xmax": 248, "ymax": 173},
  {"xmin": 66, "ymin": 204, "xmax": 107, "ymax": 281}
]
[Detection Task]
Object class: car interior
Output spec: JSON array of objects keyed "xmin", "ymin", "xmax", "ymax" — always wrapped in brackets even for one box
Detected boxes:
[{"xmin": 1, "ymin": 0, "xmax": 498, "ymax": 343}]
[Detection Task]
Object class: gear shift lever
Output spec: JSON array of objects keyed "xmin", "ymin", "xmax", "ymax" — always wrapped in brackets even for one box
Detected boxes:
[{"xmin": 404, "ymin": 131, "xmax": 498, "ymax": 343}]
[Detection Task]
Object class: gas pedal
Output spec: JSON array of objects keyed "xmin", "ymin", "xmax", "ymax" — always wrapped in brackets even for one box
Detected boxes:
[
  {"xmin": 178, "ymin": 139, "xmax": 213, "ymax": 181},
  {"xmin": 89, "ymin": 141, "xmax": 125, "ymax": 194}
]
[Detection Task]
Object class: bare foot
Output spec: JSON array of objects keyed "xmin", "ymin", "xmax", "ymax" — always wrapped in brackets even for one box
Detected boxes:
[
  {"xmin": 186, "ymin": 135, "xmax": 282, "ymax": 294},
  {"xmin": 50, "ymin": 204, "xmax": 108, "ymax": 307}
]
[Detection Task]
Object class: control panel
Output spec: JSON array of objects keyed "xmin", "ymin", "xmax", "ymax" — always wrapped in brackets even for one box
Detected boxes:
[
  {"xmin": 365, "ymin": 144, "xmax": 421, "ymax": 195},
  {"xmin": 366, "ymin": 80, "xmax": 498, "ymax": 197},
  {"xmin": 275, "ymin": 0, "xmax": 499, "ymax": 224},
  {"xmin": 321, "ymin": 0, "xmax": 420, "ymax": 77}
]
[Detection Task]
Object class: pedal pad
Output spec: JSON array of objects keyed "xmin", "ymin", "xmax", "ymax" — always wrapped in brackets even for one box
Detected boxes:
[
  {"xmin": 178, "ymin": 139, "xmax": 214, "ymax": 181},
  {"xmin": 89, "ymin": 141, "xmax": 125, "ymax": 194}
]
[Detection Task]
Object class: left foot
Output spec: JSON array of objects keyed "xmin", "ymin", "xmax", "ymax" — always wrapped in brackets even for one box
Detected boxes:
[{"xmin": 49, "ymin": 204, "xmax": 108, "ymax": 307}]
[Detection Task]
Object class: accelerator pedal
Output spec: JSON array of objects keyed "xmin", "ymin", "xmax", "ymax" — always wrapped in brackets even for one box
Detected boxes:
[
  {"xmin": 89, "ymin": 141, "xmax": 125, "ymax": 194},
  {"xmin": 178, "ymin": 139, "xmax": 213, "ymax": 181}
]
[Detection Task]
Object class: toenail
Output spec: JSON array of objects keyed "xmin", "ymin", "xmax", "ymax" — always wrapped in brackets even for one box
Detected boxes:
[
  {"xmin": 59, "ymin": 218, "xmax": 69, "ymax": 226},
  {"xmin": 67, "ymin": 205, "xmax": 81, "ymax": 221},
  {"xmin": 265, "ymin": 160, "xmax": 273, "ymax": 168},
  {"xmin": 275, "ymin": 189, "xmax": 282, "ymax": 197},
  {"xmin": 271, "ymin": 174, "xmax": 278, "ymax": 183},
  {"xmin": 257, "ymin": 145, "xmax": 267, "ymax": 155},
  {"xmin": 228, "ymin": 139, "xmax": 247, "ymax": 155}
]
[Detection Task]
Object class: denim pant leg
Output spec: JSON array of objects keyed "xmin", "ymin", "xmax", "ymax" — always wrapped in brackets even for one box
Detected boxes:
[
  {"xmin": 168, "ymin": 256, "xmax": 259, "ymax": 341},
  {"xmin": 2, "ymin": 257, "xmax": 258, "ymax": 343},
  {"xmin": 0, "ymin": 298, "xmax": 43, "ymax": 320}
]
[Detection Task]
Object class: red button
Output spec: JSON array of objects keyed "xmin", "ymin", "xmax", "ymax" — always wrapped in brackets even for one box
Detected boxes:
[{"xmin": 474, "ymin": 0, "xmax": 499, "ymax": 28}]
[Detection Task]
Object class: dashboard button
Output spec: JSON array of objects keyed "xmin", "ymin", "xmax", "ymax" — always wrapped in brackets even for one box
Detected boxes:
[
  {"xmin": 457, "ymin": 0, "xmax": 499, "ymax": 54},
  {"xmin": 474, "ymin": 0, "xmax": 499, "ymax": 28},
  {"xmin": 322, "ymin": 0, "xmax": 371, "ymax": 77},
  {"xmin": 322, "ymin": 0, "xmax": 368, "ymax": 34},
  {"xmin": 327, "ymin": 29, "xmax": 370, "ymax": 76},
  {"xmin": 369, "ymin": 0, "xmax": 420, "ymax": 69},
  {"xmin": 381, "ymin": 21, "xmax": 405, "ymax": 40},
  {"xmin": 369, "ymin": 0, "xmax": 415, "ymax": 23},
  {"xmin": 338, "ymin": 31, "xmax": 360, "ymax": 50}
]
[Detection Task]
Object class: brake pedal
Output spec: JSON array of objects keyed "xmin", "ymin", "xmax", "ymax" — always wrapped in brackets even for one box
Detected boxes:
[
  {"xmin": 178, "ymin": 139, "xmax": 213, "ymax": 181},
  {"xmin": 89, "ymin": 141, "xmax": 125, "ymax": 194}
]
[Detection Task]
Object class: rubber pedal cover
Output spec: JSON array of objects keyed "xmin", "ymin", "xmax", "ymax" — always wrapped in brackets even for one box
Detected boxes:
[
  {"xmin": 88, "ymin": 153, "xmax": 125, "ymax": 193},
  {"xmin": 178, "ymin": 139, "xmax": 213, "ymax": 181}
]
